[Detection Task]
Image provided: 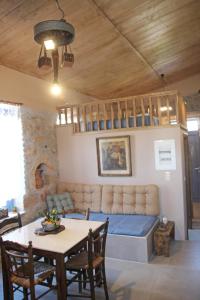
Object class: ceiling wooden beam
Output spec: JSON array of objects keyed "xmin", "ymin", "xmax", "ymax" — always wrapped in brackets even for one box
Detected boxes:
[{"xmin": 89, "ymin": 0, "xmax": 165, "ymax": 87}]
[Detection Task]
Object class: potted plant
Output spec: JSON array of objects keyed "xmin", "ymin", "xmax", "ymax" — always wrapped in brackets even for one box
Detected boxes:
[{"xmin": 41, "ymin": 209, "xmax": 61, "ymax": 231}]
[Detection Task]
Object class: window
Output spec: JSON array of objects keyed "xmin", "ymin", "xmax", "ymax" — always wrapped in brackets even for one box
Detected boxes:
[
  {"xmin": 0, "ymin": 103, "xmax": 25, "ymax": 210},
  {"xmin": 187, "ymin": 118, "xmax": 198, "ymax": 132}
]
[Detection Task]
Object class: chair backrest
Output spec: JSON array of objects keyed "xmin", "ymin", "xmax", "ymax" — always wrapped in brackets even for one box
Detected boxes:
[
  {"xmin": 0, "ymin": 213, "xmax": 22, "ymax": 235},
  {"xmin": 85, "ymin": 208, "xmax": 90, "ymax": 220},
  {"xmin": 0, "ymin": 237, "xmax": 34, "ymax": 281},
  {"xmin": 88, "ymin": 218, "xmax": 109, "ymax": 266},
  {"xmin": 63, "ymin": 208, "xmax": 90, "ymax": 220}
]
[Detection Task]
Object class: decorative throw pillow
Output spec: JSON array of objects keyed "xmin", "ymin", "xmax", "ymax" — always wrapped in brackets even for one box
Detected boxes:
[
  {"xmin": 46, "ymin": 192, "xmax": 74, "ymax": 214},
  {"xmin": 46, "ymin": 195, "xmax": 55, "ymax": 211},
  {"xmin": 54, "ymin": 197, "xmax": 63, "ymax": 213},
  {"xmin": 60, "ymin": 192, "xmax": 74, "ymax": 212}
]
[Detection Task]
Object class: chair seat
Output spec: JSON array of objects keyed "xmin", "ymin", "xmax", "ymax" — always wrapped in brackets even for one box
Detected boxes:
[
  {"xmin": 11, "ymin": 261, "xmax": 55, "ymax": 289},
  {"xmin": 66, "ymin": 251, "xmax": 103, "ymax": 270}
]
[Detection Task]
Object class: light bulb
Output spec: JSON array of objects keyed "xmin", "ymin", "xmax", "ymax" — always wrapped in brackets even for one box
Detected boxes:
[
  {"xmin": 44, "ymin": 39, "xmax": 55, "ymax": 50},
  {"xmin": 160, "ymin": 106, "xmax": 173, "ymax": 112},
  {"xmin": 51, "ymin": 83, "xmax": 62, "ymax": 96}
]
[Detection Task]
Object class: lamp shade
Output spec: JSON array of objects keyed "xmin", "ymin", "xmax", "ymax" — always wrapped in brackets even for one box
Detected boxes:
[{"xmin": 34, "ymin": 19, "xmax": 75, "ymax": 47}]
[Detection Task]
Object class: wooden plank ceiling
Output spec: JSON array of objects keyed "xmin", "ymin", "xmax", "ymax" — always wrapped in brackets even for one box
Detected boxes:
[{"xmin": 0, "ymin": 0, "xmax": 199, "ymax": 99}]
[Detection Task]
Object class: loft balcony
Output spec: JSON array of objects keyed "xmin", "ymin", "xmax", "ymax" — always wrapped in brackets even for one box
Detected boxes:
[{"xmin": 56, "ymin": 90, "xmax": 186, "ymax": 133}]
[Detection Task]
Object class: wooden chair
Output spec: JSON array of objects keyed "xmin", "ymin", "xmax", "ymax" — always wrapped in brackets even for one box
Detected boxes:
[
  {"xmin": 0, "ymin": 213, "xmax": 44, "ymax": 264},
  {"xmin": 0, "ymin": 213, "xmax": 22, "ymax": 235},
  {"xmin": 65, "ymin": 219, "xmax": 109, "ymax": 300},
  {"xmin": 0, "ymin": 237, "xmax": 56, "ymax": 300},
  {"xmin": 66, "ymin": 208, "xmax": 90, "ymax": 266}
]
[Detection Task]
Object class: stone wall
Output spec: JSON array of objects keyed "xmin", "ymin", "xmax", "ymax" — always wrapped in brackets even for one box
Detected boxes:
[{"xmin": 21, "ymin": 107, "xmax": 58, "ymax": 223}]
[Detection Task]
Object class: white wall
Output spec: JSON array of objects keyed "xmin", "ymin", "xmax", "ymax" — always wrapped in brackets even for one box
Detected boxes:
[
  {"xmin": 1, "ymin": 64, "xmax": 199, "ymax": 112},
  {"xmin": 0, "ymin": 65, "xmax": 95, "ymax": 111},
  {"xmin": 154, "ymin": 73, "xmax": 200, "ymax": 97},
  {"xmin": 56, "ymin": 126, "xmax": 187, "ymax": 240},
  {"xmin": 1, "ymin": 64, "xmax": 200, "ymax": 111}
]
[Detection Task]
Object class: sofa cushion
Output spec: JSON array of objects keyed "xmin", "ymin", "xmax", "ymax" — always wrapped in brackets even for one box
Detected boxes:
[
  {"xmin": 89, "ymin": 212, "xmax": 158, "ymax": 236},
  {"xmin": 101, "ymin": 185, "xmax": 159, "ymax": 216},
  {"xmin": 57, "ymin": 182, "xmax": 101, "ymax": 212}
]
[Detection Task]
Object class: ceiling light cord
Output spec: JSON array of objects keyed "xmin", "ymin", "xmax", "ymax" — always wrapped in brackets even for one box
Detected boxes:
[
  {"xmin": 55, "ymin": 0, "xmax": 65, "ymax": 20},
  {"xmin": 160, "ymin": 74, "xmax": 167, "ymax": 90}
]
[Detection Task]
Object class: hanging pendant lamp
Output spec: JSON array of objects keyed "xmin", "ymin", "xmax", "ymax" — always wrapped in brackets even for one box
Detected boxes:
[{"xmin": 33, "ymin": 0, "xmax": 75, "ymax": 94}]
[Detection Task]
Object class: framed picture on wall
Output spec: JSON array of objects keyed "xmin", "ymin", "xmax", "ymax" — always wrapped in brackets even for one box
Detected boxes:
[
  {"xmin": 96, "ymin": 135, "xmax": 132, "ymax": 176},
  {"xmin": 154, "ymin": 139, "xmax": 176, "ymax": 170}
]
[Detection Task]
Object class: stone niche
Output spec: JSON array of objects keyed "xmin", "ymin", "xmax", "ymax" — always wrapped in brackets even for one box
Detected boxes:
[
  {"xmin": 21, "ymin": 107, "xmax": 58, "ymax": 223},
  {"xmin": 35, "ymin": 163, "xmax": 49, "ymax": 189}
]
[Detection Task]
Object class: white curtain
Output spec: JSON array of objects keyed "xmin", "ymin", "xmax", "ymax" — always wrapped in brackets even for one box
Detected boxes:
[{"xmin": 0, "ymin": 103, "xmax": 25, "ymax": 210}]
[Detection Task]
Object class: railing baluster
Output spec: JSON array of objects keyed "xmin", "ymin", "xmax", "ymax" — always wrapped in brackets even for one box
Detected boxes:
[
  {"xmin": 125, "ymin": 100, "xmax": 128, "ymax": 128},
  {"xmin": 157, "ymin": 96, "xmax": 161, "ymax": 125},
  {"xmin": 64, "ymin": 108, "xmax": 67, "ymax": 124},
  {"xmin": 118, "ymin": 101, "xmax": 121, "ymax": 129},
  {"xmin": 133, "ymin": 97, "xmax": 136, "ymax": 127},
  {"xmin": 89, "ymin": 104, "xmax": 92, "ymax": 131},
  {"xmin": 103, "ymin": 103, "xmax": 106, "ymax": 130},
  {"xmin": 71, "ymin": 105, "xmax": 73, "ymax": 124},
  {"xmin": 58, "ymin": 109, "xmax": 61, "ymax": 125},
  {"xmin": 141, "ymin": 96, "xmax": 145, "ymax": 127},
  {"xmin": 176, "ymin": 94, "xmax": 179, "ymax": 124},
  {"xmin": 111, "ymin": 102, "xmax": 114, "ymax": 129},
  {"xmin": 97, "ymin": 104, "xmax": 99, "ymax": 131},
  {"xmin": 166, "ymin": 96, "xmax": 170, "ymax": 125},
  {"xmin": 83, "ymin": 105, "xmax": 86, "ymax": 132},
  {"xmin": 75, "ymin": 106, "xmax": 79, "ymax": 133},
  {"xmin": 149, "ymin": 96, "xmax": 153, "ymax": 126}
]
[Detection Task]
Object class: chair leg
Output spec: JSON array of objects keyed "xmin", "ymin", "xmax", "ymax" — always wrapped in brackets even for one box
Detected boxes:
[
  {"xmin": 83, "ymin": 270, "xmax": 87, "ymax": 289},
  {"xmin": 9, "ymin": 282, "xmax": 14, "ymax": 300},
  {"xmin": 78, "ymin": 272, "xmax": 82, "ymax": 293},
  {"xmin": 45, "ymin": 257, "xmax": 54, "ymax": 287},
  {"xmin": 102, "ymin": 262, "xmax": 109, "ymax": 300},
  {"xmin": 23, "ymin": 288, "xmax": 29, "ymax": 300},
  {"xmin": 30, "ymin": 285, "xmax": 36, "ymax": 300},
  {"xmin": 96, "ymin": 266, "xmax": 102, "ymax": 287},
  {"xmin": 47, "ymin": 273, "xmax": 54, "ymax": 287},
  {"xmin": 88, "ymin": 269, "xmax": 95, "ymax": 300}
]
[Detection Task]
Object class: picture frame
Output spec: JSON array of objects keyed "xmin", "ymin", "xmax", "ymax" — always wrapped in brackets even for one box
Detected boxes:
[
  {"xmin": 154, "ymin": 139, "xmax": 176, "ymax": 170},
  {"xmin": 96, "ymin": 135, "xmax": 132, "ymax": 176}
]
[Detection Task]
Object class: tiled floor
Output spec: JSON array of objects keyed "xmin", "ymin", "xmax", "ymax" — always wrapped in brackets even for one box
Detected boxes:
[
  {"xmin": 1, "ymin": 240, "xmax": 200, "ymax": 299},
  {"xmin": 188, "ymin": 229, "xmax": 200, "ymax": 240}
]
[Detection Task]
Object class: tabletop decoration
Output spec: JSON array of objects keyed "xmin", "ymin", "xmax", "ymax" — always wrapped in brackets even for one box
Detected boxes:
[
  {"xmin": 41, "ymin": 208, "xmax": 61, "ymax": 232},
  {"xmin": 35, "ymin": 225, "xmax": 65, "ymax": 236}
]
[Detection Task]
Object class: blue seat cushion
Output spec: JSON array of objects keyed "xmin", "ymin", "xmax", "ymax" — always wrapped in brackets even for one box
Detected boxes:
[
  {"xmin": 63, "ymin": 213, "xmax": 86, "ymax": 220},
  {"xmin": 89, "ymin": 213, "xmax": 158, "ymax": 237}
]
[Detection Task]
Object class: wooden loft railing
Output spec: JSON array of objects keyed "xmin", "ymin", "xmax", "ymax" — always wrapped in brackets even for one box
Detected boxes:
[{"xmin": 56, "ymin": 90, "xmax": 186, "ymax": 133}]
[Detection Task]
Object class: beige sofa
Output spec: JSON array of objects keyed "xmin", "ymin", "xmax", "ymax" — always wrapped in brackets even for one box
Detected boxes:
[
  {"xmin": 57, "ymin": 182, "xmax": 159, "ymax": 216},
  {"xmin": 56, "ymin": 182, "xmax": 159, "ymax": 262}
]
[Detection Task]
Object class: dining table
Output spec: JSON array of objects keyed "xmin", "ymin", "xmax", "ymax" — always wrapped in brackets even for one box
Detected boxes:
[{"xmin": 1, "ymin": 217, "xmax": 104, "ymax": 300}]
